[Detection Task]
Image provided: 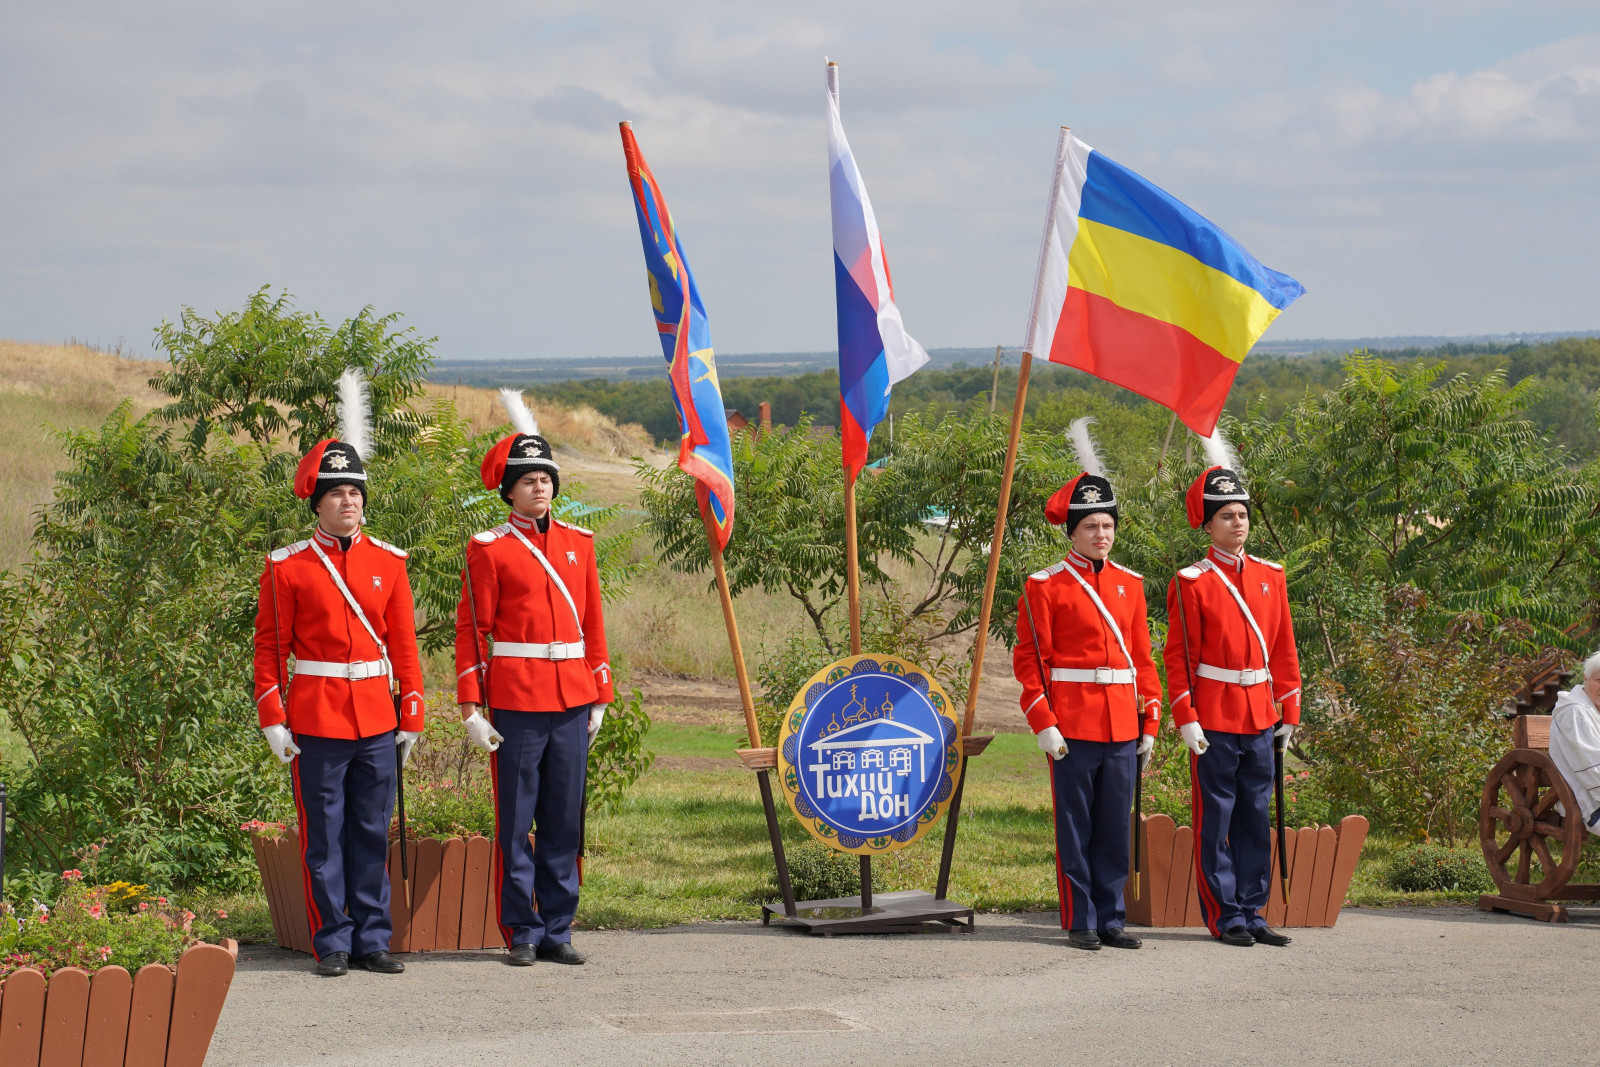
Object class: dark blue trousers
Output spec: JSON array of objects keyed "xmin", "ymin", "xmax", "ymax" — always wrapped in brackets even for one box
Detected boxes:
[
  {"xmin": 1049, "ymin": 737, "xmax": 1136, "ymax": 932},
  {"xmin": 1190, "ymin": 727, "xmax": 1275, "ymax": 936},
  {"xmin": 290, "ymin": 731, "xmax": 397, "ymax": 959},
  {"xmin": 490, "ymin": 706, "xmax": 588, "ymax": 949}
]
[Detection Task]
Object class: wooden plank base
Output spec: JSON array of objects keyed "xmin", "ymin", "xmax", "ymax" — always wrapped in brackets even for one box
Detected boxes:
[
  {"xmin": 1478, "ymin": 894, "xmax": 1570, "ymax": 923},
  {"xmin": 762, "ymin": 890, "xmax": 975, "ymax": 935}
]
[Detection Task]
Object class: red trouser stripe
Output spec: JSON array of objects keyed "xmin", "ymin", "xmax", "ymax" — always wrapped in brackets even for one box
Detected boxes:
[
  {"xmin": 489, "ymin": 744, "xmax": 513, "ymax": 949},
  {"xmin": 289, "ymin": 755, "xmax": 326, "ymax": 959},
  {"xmin": 1046, "ymin": 755, "xmax": 1073, "ymax": 931},
  {"xmin": 1189, "ymin": 752, "xmax": 1223, "ymax": 936}
]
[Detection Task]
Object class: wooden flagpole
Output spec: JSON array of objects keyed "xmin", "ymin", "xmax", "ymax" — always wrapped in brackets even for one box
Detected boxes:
[
  {"xmin": 705, "ymin": 508, "xmax": 796, "ymax": 916},
  {"xmin": 842, "ymin": 467, "xmax": 873, "ymax": 906},
  {"xmin": 844, "ymin": 470, "xmax": 863, "ymax": 656},
  {"xmin": 935, "ymin": 348, "xmax": 1035, "ymax": 899}
]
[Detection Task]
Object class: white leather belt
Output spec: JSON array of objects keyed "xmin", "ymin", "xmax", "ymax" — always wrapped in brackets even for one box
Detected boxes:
[
  {"xmin": 493, "ymin": 640, "xmax": 587, "ymax": 661},
  {"xmin": 1196, "ymin": 663, "xmax": 1271, "ymax": 687},
  {"xmin": 1050, "ymin": 667, "xmax": 1134, "ymax": 685},
  {"xmin": 294, "ymin": 659, "xmax": 389, "ymax": 681}
]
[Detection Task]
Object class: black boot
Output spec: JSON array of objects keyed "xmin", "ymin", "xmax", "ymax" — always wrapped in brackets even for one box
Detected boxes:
[
  {"xmin": 353, "ymin": 950, "xmax": 405, "ymax": 973},
  {"xmin": 536, "ymin": 942, "xmax": 587, "ymax": 965},
  {"xmin": 1097, "ymin": 928, "xmax": 1142, "ymax": 950},
  {"xmin": 1251, "ymin": 926, "xmax": 1292, "ymax": 947},
  {"xmin": 315, "ymin": 951, "xmax": 350, "ymax": 977},
  {"xmin": 1218, "ymin": 926, "xmax": 1255, "ymax": 947},
  {"xmin": 506, "ymin": 944, "xmax": 538, "ymax": 966},
  {"xmin": 1065, "ymin": 930, "xmax": 1102, "ymax": 951}
]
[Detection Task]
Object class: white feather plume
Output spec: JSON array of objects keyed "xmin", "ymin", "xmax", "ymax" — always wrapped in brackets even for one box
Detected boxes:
[
  {"xmin": 1200, "ymin": 426, "xmax": 1241, "ymax": 477},
  {"xmin": 498, "ymin": 388, "xmax": 538, "ymax": 437},
  {"xmin": 1066, "ymin": 417, "xmax": 1106, "ymax": 478},
  {"xmin": 337, "ymin": 368, "xmax": 372, "ymax": 460}
]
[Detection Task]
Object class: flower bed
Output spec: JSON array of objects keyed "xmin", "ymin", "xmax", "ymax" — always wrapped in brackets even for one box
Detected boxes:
[{"xmin": 0, "ymin": 872, "xmax": 238, "ymax": 1066}]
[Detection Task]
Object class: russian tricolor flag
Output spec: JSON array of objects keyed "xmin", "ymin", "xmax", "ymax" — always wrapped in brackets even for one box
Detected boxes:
[{"xmin": 828, "ymin": 61, "xmax": 928, "ymax": 478}]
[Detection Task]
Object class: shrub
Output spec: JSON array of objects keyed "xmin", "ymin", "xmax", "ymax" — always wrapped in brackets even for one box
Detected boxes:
[
  {"xmin": 391, "ymin": 683, "xmax": 653, "ymax": 840},
  {"xmin": 1384, "ymin": 843, "xmax": 1494, "ymax": 893},
  {"xmin": 1315, "ymin": 595, "xmax": 1535, "ymax": 846},
  {"xmin": 776, "ymin": 842, "xmax": 884, "ymax": 903},
  {"xmin": 0, "ymin": 870, "xmax": 222, "ymax": 979}
]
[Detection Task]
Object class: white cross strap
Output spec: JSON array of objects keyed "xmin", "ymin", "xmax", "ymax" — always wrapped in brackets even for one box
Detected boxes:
[
  {"xmin": 308, "ymin": 540, "xmax": 391, "ymax": 672},
  {"xmin": 1056, "ymin": 561, "xmax": 1139, "ymax": 688},
  {"xmin": 1197, "ymin": 558, "xmax": 1273, "ymax": 685},
  {"xmin": 504, "ymin": 523, "xmax": 585, "ymax": 640}
]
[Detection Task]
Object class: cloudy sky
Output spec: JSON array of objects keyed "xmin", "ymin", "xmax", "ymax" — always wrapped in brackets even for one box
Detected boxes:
[{"xmin": 3, "ymin": 2, "xmax": 1597, "ymax": 361}]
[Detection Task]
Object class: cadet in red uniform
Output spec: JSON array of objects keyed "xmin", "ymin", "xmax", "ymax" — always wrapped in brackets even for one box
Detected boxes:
[
  {"xmin": 1014, "ymin": 419, "xmax": 1163, "ymax": 951},
  {"xmin": 253, "ymin": 371, "xmax": 423, "ymax": 977},
  {"xmin": 456, "ymin": 391, "xmax": 612, "ymax": 967},
  {"xmin": 1163, "ymin": 431, "xmax": 1300, "ymax": 948}
]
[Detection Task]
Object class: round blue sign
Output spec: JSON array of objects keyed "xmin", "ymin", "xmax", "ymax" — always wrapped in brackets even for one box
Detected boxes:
[{"xmin": 777, "ymin": 655, "xmax": 962, "ymax": 855}]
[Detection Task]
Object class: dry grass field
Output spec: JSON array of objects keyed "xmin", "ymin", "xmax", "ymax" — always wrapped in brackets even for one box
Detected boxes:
[{"xmin": 0, "ymin": 341, "xmax": 170, "ymax": 568}]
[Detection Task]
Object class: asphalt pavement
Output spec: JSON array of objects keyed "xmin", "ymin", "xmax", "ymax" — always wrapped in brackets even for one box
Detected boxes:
[{"xmin": 209, "ymin": 907, "xmax": 1600, "ymax": 1066}]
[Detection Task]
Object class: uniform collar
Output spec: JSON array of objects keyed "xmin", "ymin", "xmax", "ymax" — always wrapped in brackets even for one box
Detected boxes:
[
  {"xmin": 313, "ymin": 526, "xmax": 363, "ymax": 551},
  {"xmin": 508, "ymin": 510, "xmax": 551, "ymax": 534},
  {"xmin": 1208, "ymin": 545, "xmax": 1244, "ymax": 571},
  {"xmin": 1066, "ymin": 549, "xmax": 1105, "ymax": 574}
]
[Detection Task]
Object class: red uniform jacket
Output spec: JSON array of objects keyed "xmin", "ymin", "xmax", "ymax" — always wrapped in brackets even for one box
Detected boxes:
[
  {"xmin": 1014, "ymin": 551, "xmax": 1163, "ymax": 743},
  {"xmin": 1163, "ymin": 546, "xmax": 1302, "ymax": 734},
  {"xmin": 455, "ymin": 511, "xmax": 614, "ymax": 712},
  {"xmin": 253, "ymin": 527, "xmax": 425, "ymax": 739}
]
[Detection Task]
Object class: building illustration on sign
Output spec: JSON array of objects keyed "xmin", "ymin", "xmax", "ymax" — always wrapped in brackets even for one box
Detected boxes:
[{"xmin": 806, "ymin": 715, "xmax": 939, "ymax": 824}]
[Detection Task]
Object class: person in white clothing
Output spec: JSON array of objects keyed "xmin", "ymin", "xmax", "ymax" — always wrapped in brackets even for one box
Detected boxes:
[{"xmin": 1550, "ymin": 651, "xmax": 1600, "ymax": 835}]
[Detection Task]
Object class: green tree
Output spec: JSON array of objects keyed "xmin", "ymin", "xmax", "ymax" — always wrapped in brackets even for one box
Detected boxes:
[{"xmin": 0, "ymin": 290, "xmax": 646, "ymax": 892}]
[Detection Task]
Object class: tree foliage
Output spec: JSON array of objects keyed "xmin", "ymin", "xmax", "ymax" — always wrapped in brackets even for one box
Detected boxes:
[{"xmin": 0, "ymin": 290, "xmax": 644, "ymax": 891}]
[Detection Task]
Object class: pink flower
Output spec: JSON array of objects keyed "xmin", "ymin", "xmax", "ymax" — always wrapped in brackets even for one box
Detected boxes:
[
  {"xmin": 157, "ymin": 897, "xmax": 168, "ymax": 905},
  {"xmin": 62, "ymin": 869, "xmax": 84, "ymax": 882},
  {"xmin": 98, "ymin": 946, "xmax": 112, "ymax": 961},
  {"xmin": 138, "ymin": 902, "xmax": 149, "ymax": 912},
  {"xmin": 216, "ymin": 910, "xmax": 228, "ymax": 919},
  {"xmin": 87, "ymin": 904, "xmax": 105, "ymax": 919}
]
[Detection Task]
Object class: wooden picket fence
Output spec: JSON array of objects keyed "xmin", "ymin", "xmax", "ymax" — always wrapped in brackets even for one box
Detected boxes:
[
  {"xmin": 251, "ymin": 830, "xmax": 531, "ymax": 954},
  {"xmin": 0, "ymin": 941, "xmax": 237, "ymax": 1067},
  {"xmin": 1127, "ymin": 813, "xmax": 1369, "ymax": 928}
]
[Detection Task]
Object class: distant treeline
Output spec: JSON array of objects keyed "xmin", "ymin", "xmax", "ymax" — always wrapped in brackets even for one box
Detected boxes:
[{"xmin": 528, "ymin": 337, "xmax": 1600, "ymax": 459}]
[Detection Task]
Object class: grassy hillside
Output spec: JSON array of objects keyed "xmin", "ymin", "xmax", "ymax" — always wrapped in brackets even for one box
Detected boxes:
[
  {"xmin": 0, "ymin": 342, "xmax": 660, "ymax": 570},
  {"xmin": 0, "ymin": 342, "xmax": 169, "ymax": 569}
]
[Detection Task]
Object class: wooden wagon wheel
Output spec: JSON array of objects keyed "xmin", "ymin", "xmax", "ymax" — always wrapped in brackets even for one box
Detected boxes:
[{"xmin": 1479, "ymin": 749, "xmax": 1584, "ymax": 900}]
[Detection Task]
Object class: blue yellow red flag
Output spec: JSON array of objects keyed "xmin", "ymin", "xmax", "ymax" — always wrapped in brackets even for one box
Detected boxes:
[
  {"xmin": 619, "ymin": 122, "xmax": 736, "ymax": 549},
  {"xmin": 1024, "ymin": 129, "xmax": 1304, "ymax": 436}
]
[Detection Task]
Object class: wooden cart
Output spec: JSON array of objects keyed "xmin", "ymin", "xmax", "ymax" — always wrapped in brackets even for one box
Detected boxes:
[{"xmin": 1478, "ymin": 664, "xmax": 1598, "ymax": 922}]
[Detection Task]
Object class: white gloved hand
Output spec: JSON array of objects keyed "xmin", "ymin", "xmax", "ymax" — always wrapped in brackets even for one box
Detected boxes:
[
  {"xmin": 1180, "ymin": 721, "xmax": 1210, "ymax": 756},
  {"xmin": 587, "ymin": 704, "xmax": 606, "ymax": 742},
  {"xmin": 1275, "ymin": 722, "xmax": 1295, "ymax": 749},
  {"xmin": 463, "ymin": 711, "xmax": 504, "ymax": 753},
  {"xmin": 1036, "ymin": 726, "xmax": 1068, "ymax": 760},
  {"xmin": 1136, "ymin": 734, "xmax": 1155, "ymax": 758},
  {"xmin": 262, "ymin": 723, "xmax": 300, "ymax": 764},
  {"xmin": 396, "ymin": 730, "xmax": 422, "ymax": 767}
]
